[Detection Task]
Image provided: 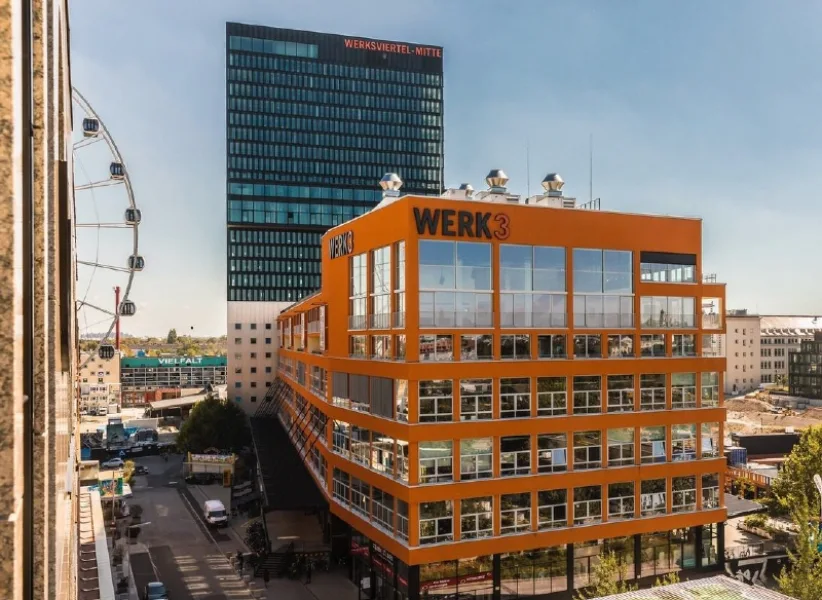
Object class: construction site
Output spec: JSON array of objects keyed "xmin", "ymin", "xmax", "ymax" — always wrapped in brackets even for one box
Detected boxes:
[{"xmin": 725, "ymin": 390, "xmax": 822, "ymax": 436}]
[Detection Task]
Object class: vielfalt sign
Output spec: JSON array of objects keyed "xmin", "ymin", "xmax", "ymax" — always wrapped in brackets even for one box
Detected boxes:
[{"xmin": 343, "ymin": 38, "xmax": 442, "ymax": 58}]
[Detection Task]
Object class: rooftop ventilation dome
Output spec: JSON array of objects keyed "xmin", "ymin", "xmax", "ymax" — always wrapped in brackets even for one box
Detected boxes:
[
  {"xmin": 486, "ymin": 169, "xmax": 508, "ymax": 189},
  {"xmin": 379, "ymin": 172, "xmax": 403, "ymax": 192},
  {"xmin": 541, "ymin": 173, "xmax": 564, "ymax": 192},
  {"xmin": 458, "ymin": 183, "xmax": 474, "ymax": 192}
]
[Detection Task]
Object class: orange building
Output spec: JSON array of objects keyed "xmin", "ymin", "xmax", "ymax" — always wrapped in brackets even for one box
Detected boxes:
[{"xmin": 272, "ymin": 172, "xmax": 727, "ymax": 599}]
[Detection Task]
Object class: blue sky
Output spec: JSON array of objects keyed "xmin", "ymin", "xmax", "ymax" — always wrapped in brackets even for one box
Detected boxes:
[{"xmin": 70, "ymin": 0, "xmax": 822, "ymax": 337}]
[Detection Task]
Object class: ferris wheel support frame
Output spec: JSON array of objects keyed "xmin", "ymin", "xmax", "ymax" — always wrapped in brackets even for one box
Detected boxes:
[{"xmin": 72, "ymin": 87, "xmax": 140, "ymax": 367}]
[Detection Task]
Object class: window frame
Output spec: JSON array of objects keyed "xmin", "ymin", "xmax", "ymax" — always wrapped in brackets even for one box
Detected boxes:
[{"xmin": 500, "ymin": 377, "xmax": 531, "ymax": 418}]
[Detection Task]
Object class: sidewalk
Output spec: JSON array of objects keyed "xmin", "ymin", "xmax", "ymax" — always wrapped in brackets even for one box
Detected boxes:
[
  {"xmin": 245, "ymin": 568, "xmax": 358, "ymax": 600},
  {"xmin": 188, "ymin": 483, "xmax": 252, "ymax": 551}
]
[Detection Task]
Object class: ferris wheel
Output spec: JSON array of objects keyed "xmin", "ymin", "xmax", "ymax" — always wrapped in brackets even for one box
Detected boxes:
[{"xmin": 72, "ymin": 87, "xmax": 143, "ymax": 366}]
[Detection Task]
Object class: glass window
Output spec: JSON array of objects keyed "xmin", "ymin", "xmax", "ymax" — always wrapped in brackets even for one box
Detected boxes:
[
  {"xmin": 349, "ymin": 335, "xmax": 367, "ymax": 358},
  {"xmin": 461, "ymin": 497, "xmax": 493, "ymax": 540},
  {"xmin": 419, "ymin": 334, "xmax": 453, "ymax": 361},
  {"xmin": 607, "ymin": 375, "xmax": 634, "ymax": 413},
  {"xmin": 640, "ymin": 296, "xmax": 696, "ymax": 328},
  {"xmin": 500, "ymin": 436, "xmax": 531, "ymax": 476},
  {"xmin": 702, "ymin": 422, "xmax": 719, "ymax": 458},
  {"xmin": 573, "ymin": 431, "xmax": 601, "ymax": 470},
  {"xmin": 672, "ymin": 476, "xmax": 697, "ymax": 512},
  {"xmin": 501, "ymin": 334, "xmax": 531, "ymax": 360},
  {"xmin": 701, "ymin": 372, "xmax": 719, "ymax": 407},
  {"xmin": 395, "ymin": 380, "xmax": 408, "ymax": 422},
  {"xmin": 460, "ymin": 438, "xmax": 493, "ymax": 480},
  {"xmin": 640, "ymin": 334, "xmax": 667, "ymax": 357},
  {"xmin": 574, "ymin": 334, "xmax": 601, "ymax": 359},
  {"xmin": 573, "ymin": 375, "xmax": 601, "ymax": 414},
  {"xmin": 702, "ymin": 473, "xmax": 720, "ymax": 509},
  {"xmin": 673, "ymin": 334, "xmax": 697, "ymax": 357},
  {"xmin": 500, "ymin": 493, "xmax": 531, "ymax": 535},
  {"xmin": 640, "ymin": 374, "xmax": 666, "ymax": 410},
  {"xmin": 538, "ymin": 489, "xmax": 567, "ymax": 529},
  {"xmin": 537, "ymin": 433, "xmax": 567, "ymax": 473},
  {"xmin": 460, "ymin": 334, "xmax": 493, "ymax": 360},
  {"xmin": 419, "ymin": 441, "xmax": 453, "ymax": 484},
  {"xmin": 419, "ymin": 380, "xmax": 453, "ymax": 423},
  {"xmin": 537, "ymin": 377, "xmax": 567, "ymax": 416},
  {"xmin": 349, "ymin": 253, "xmax": 367, "ymax": 330},
  {"xmin": 460, "ymin": 379, "xmax": 493, "ymax": 420},
  {"xmin": 640, "ymin": 426, "xmax": 666, "ymax": 463},
  {"xmin": 672, "ymin": 373, "xmax": 697, "ymax": 409},
  {"xmin": 672, "ymin": 424, "xmax": 697, "ymax": 461},
  {"xmin": 419, "ymin": 501, "xmax": 453, "ymax": 544},
  {"xmin": 607, "ymin": 428, "xmax": 635, "ymax": 467},
  {"xmin": 608, "ymin": 482, "xmax": 635, "ymax": 521},
  {"xmin": 500, "ymin": 378, "xmax": 530, "ymax": 418},
  {"xmin": 537, "ymin": 334, "xmax": 566, "ymax": 359},
  {"xmin": 640, "ymin": 479, "xmax": 667, "ymax": 516},
  {"xmin": 608, "ymin": 334, "xmax": 634, "ymax": 358},
  {"xmin": 573, "ymin": 249, "xmax": 604, "ymax": 293},
  {"xmin": 573, "ymin": 485, "xmax": 602, "ymax": 525}
]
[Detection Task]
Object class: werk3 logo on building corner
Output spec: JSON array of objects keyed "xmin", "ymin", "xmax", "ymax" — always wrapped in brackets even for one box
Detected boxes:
[
  {"xmin": 413, "ymin": 207, "xmax": 509, "ymax": 240},
  {"xmin": 329, "ymin": 230, "xmax": 354, "ymax": 259}
]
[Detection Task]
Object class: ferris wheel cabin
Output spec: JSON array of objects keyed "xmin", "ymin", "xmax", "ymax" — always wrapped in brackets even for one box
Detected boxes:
[
  {"xmin": 125, "ymin": 208, "xmax": 141, "ymax": 225},
  {"xmin": 82, "ymin": 117, "xmax": 100, "ymax": 138},
  {"xmin": 109, "ymin": 162, "xmax": 125, "ymax": 180},
  {"xmin": 98, "ymin": 344, "xmax": 115, "ymax": 360},
  {"xmin": 128, "ymin": 255, "xmax": 145, "ymax": 271},
  {"xmin": 118, "ymin": 300, "xmax": 136, "ymax": 317}
]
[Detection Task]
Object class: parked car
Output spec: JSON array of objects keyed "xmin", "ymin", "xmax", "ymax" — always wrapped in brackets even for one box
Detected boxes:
[
  {"xmin": 143, "ymin": 581, "xmax": 168, "ymax": 600},
  {"xmin": 134, "ymin": 464, "xmax": 149, "ymax": 475},
  {"xmin": 101, "ymin": 457, "xmax": 124, "ymax": 469}
]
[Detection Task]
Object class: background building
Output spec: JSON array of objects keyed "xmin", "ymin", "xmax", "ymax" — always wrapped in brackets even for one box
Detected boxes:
[
  {"xmin": 227, "ymin": 301, "xmax": 290, "ymax": 410},
  {"xmin": 760, "ymin": 315, "xmax": 822, "ymax": 385},
  {"xmin": 78, "ymin": 351, "xmax": 121, "ymax": 412},
  {"xmin": 225, "ymin": 24, "xmax": 444, "ymax": 304},
  {"xmin": 789, "ymin": 332, "xmax": 822, "ymax": 399},
  {"xmin": 263, "ymin": 172, "xmax": 728, "ymax": 598},
  {"xmin": 120, "ymin": 356, "xmax": 227, "ymax": 396},
  {"xmin": 0, "ymin": 1, "xmax": 79, "ymax": 598},
  {"xmin": 724, "ymin": 309, "xmax": 761, "ymax": 395}
]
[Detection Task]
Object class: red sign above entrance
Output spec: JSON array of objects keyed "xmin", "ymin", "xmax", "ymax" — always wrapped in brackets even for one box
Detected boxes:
[{"xmin": 344, "ymin": 38, "xmax": 442, "ymax": 58}]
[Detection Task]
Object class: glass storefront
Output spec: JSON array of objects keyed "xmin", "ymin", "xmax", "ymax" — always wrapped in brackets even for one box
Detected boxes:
[
  {"xmin": 500, "ymin": 548, "xmax": 567, "ymax": 597},
  {"xmin": 421, "ymin": 556, "xmax": 494, "ymax": 600}
]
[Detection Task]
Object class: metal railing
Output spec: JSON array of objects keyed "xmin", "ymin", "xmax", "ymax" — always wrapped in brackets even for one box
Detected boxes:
[
  {"xmin": 419, "ymin": 311, "xmax": 494, "ymax": 328},
  {"xmin": 728, "ymin": 466, "xmax": 775, "ymax": 488},
  {"xmin": 392, "ymin": 311, "xmax": 405, "ymax": 328},
  {"xmin": 573, "ymin": 313, "xmax": 635, "ymax": 328},
  {"xmin": 369, "ymin": 313, "xmax": 390, "ymax": 329},
  {"xmin": 702, "ymin": 313, "xmax": 722, "ymax": 330},
  {"xmin": 348, "ymin": 315, "xmax": 366, "ymax": 330},
  {"xmin": 307, "ymin": 321, "xmax": 322, "ymax": 334}
]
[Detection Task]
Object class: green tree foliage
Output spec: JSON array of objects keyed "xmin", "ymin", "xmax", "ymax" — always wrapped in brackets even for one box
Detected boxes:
[
  {"xmin": 777, "ymin": 497, "xmax": 822, "ymax": 600},
  {"xmin": 575, "ymin": 551, "xmax": 636, "ymax": 599},
  {"xmin": 771, "ymin": 425, "xmax": 822, "ymax": 512},
  {"xmin": 176, "ymin": 396, "xmax": 250, "ymax": 454},
  {"xmin": 167, "ymin": 328, "xmax": 178, "ymax": 344},
  {"xmin": 654, "ymin": 571, "xmax": 680, "ymax": 587}
]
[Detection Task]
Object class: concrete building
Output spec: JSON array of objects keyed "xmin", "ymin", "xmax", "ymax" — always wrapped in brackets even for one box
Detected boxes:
[
  {"xmin": 228, "ymin": 301, "xmax": 290, "ymax": 411},
  {"xmin": 78, "ymin": 351, "xmax": 121, "ymax": 412},
  {"xmin": 0, "ymin": 1, "xmax": 79, "ymax": 598},
  {"xmin": 760, "ymin": 315, "xmax": 822, "ymax": 386},
  {"xmin": 724, "ymin": 310, "xmax": 761, "ymax": 395},
  {"xmin": 268, "ymin": 171, "xmax": 728, "ymax": 597}
]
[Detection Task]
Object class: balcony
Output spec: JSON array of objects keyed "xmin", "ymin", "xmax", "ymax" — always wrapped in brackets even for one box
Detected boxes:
[
  {"xmin": 348, "ymin": 314, "xmax": 367, "ymax": 330},
  {"xmin": 420, "ymin": 311, "xmax": 494, "ymax": 328},
  {"xmin": 573, "ymin": 312, "xmax": 634, "ymax": 329},
  {"xmin": 369, "ymin": 313, "xmax": 390, "ymax": 329},
  {"xmin": 392, "ymin": 311, "xmax": 405, "ymax": 328},
  {"xmin": 640, "ymin": 315, "xmax": 696, "ymax": 328},
  {"xmin": 502, "ymin": 312, "xmax": 568, "ymax": 328}
]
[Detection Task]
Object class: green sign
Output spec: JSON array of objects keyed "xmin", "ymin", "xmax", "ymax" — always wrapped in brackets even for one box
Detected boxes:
[{"xmin": 121, "ymin": 356, "xmax": 227, "ymax": 368}]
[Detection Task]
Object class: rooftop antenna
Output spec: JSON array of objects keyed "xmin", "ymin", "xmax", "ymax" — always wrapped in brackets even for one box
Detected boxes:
[{"xmin": 589, "ymin": 133, "xmax": 593, "ymax": 203}]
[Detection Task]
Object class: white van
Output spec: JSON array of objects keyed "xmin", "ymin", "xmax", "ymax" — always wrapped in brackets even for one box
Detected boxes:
[{"xmin": 203, "ymin": 499, "xmax": 228, "ymax": 528}]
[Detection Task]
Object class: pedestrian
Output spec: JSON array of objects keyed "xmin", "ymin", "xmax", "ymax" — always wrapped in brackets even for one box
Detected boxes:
[
  {"xmin": 263, "ymin": 568, "xmax": 270, "ymax": 588},
  {"xmin": 306, "ymin": 560, "xmax": 312, "ymax": 584},
  {"xmin": 236, "ymin": 550, "xmax": 244, "ymax": 573}
]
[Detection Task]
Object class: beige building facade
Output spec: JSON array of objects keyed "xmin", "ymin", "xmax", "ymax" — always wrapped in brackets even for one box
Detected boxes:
[
  {"xmin": 760, "ymin": 315, "xmax": 822, "ymax": 386},
  {"xmin": 724, "ymin": 310, "xmax": 761, "ymax": 395},
  {"xmin": 0, "ymin": 0, "xmax": 78, "ymax": 598},
  {"xmin": 78, "ymin": 351, "xmax": 121, "ymax": 411},
  {"xmin": 227, "ymin": 301, "xmax": 291, "ymax": 412}
]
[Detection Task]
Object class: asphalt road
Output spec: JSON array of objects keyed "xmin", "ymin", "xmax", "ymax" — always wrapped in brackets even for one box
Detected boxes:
[{"xmin": 128, "ymin": 455, "xmax": 252, "ymax": 600}]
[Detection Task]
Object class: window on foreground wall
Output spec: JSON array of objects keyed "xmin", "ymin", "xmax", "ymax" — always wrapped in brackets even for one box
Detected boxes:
[
  {"xmin": 573, "ymin": 376, "xmax": 601, "ymax": 414},
  {"xmin": 701, "ymin": 372, "xmax": 719, "ymax": 407},
  {"xmin": 370, "ymin": 246, "xmax": 391, "ymax": 329},
  {"xmin": 573, "ymin": 248, "xmax": 634, "ymax": 328},
  {"xmin": 640, "ymin": 373, "xmax": 666, "ymax": 410},
  {"xmin": 607, "ymin": 375, "xmax": 634, "ymax": 412},
  {"xmin": 608, "ymin": 428, "xmax": 634, "ymax": 467},
  {"xmin": 419, "ymin": 501, "xmax": 453, "ymax": 544},
  {"xmin": 640, "ymin": 296, "xmax": 696, "ymax": 328},
  {"xmin": 640, "ymin": 426, "xmax": 666, "ymax": 464},
  {"xmin": 460, "ymin": 334, "xmax": 493, "ymax": 360},
  {"xmin": 419, "ymin": 334, "xmax": 453, "ymax": 361},
  {"xmin": 608, "ymin": 482, "xmax": 635, "ymax": 520},
  {"xmin": 460, "ymin": 379, "xmax": 492, "ymax": 420},
  {"xmin": 702, "ymin": 473, "xmax": 720, "ymax": 509},
  {"xmin": 349, "ymin": 253, "xmax": 367, "ymax": 330},
  {"xmin": 501, "ymin": 334, "xmax": 530, "ymax": 360},
  {"xmin": 500, "ymin": 436, "xmax": 531, "ymax": 476},
  {"xmin": 574, "ymin": 334, "xmax": 601, "ymax": 359},
  {"xmin": 500, "ymin": 493, "xmax": 531, "ymax": 534},
  {"xmin": 672, "ymin": 424, "xmax": 697, "ymax": 461},
  {"xmin": 702, "ymin": 422, "xmax": 719, "ymax": 458},
  {"xmin": 538, "ymin": 334, "xmax": 566, "ymax": 359},
  {"xmin": 608, "ymin": 334, "xmax": 634, "ymax": 358},
  {"xmin": 538, "ymin": 489, "xmax": 567, "ymax": 529},
  {"xmin": 461, "ymin": 497, "xmax": 493, "ymax": 539},
  {"xmin": 574, "ymin": 485, "xmax": 602, "ymax": 525},
  {"xmin": 419, "ymin": 441, "xmax": 453, "ymax": 483},
  {"xmin": 538, "ymin": 433, "xmax": 567, "ymax": 473},
  {"xmin": 460, "ymin": 438, "xmax": 493, "ymax": 480},
  {"xmin": 672, "ymin": 476, "xmax": 697, "ymax": 512},
  {"xmin": 640, "ymin": 334, "xmax": 666, "ymax": 357},
  {"xmin": 419, "ymin": 380, "xmax": 453, "ymax": 422},
  {"xmin": 640, "ymin": 479, "xmax": 666, "ymax": 516},
  {"xmin": 500, "ymin": 378, "xmax": 530, "ymax": 418},
  {"xmin": 500, "ymin": 244, "xmax": 567, "ymax": 328},
  {"xmin": 537, "ymin": 377, "xmax": 566, "ymax": 416},
  {"xmin": 573, "ymin": 431, "xmax": 601, "ymax": 470},
  {"xmin": 673, "ymin": 334, "xmax": 697, "ymax": 357},
  {"xmin": 672, "ymin": 373, "xmax": 697, "ymax": 409}
]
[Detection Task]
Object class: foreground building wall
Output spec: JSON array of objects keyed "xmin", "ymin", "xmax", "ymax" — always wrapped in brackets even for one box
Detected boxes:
[
  {"xmin": 0, "ymin": 0, "xmax": 78, "ymax": 598},
  {"xmin": 272, "ymin": 184, "xmax": 728, "ymax": 597}
]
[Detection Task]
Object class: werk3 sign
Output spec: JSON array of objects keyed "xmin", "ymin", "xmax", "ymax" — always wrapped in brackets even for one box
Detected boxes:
[{"xmin": 413, "ymin": 207, "xmax": 509, "ymax": 240}]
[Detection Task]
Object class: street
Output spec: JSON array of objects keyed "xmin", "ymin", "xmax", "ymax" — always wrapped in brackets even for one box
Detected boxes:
[{"xmin": 128, "ymin": 455, "xmax": 253, "ymax": 600}]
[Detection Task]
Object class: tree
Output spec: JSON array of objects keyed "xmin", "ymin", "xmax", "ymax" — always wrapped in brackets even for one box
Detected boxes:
[
  {"xmin": 167, "ymin": 328, "xmax": 178, "ymax": 344},
  {"xmin": 176, "ymin": 396, "xmax": 250, "ymax": 454},
  {"xmin": 777, "ymin": 496, "xmax": 822, "ymax": 600},
  {"xmin": 575, "ymin": 551, "xmax": 636, "ymax": 599},
  {"xmin": 771, "ymin": 426, "xmax": 822, "ymax": 513}
]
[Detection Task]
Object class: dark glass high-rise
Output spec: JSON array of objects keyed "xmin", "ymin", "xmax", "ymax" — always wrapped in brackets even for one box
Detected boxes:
[{"xmin": 226, "ymin": 24, "xmax": 444, "ymax": 303}]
